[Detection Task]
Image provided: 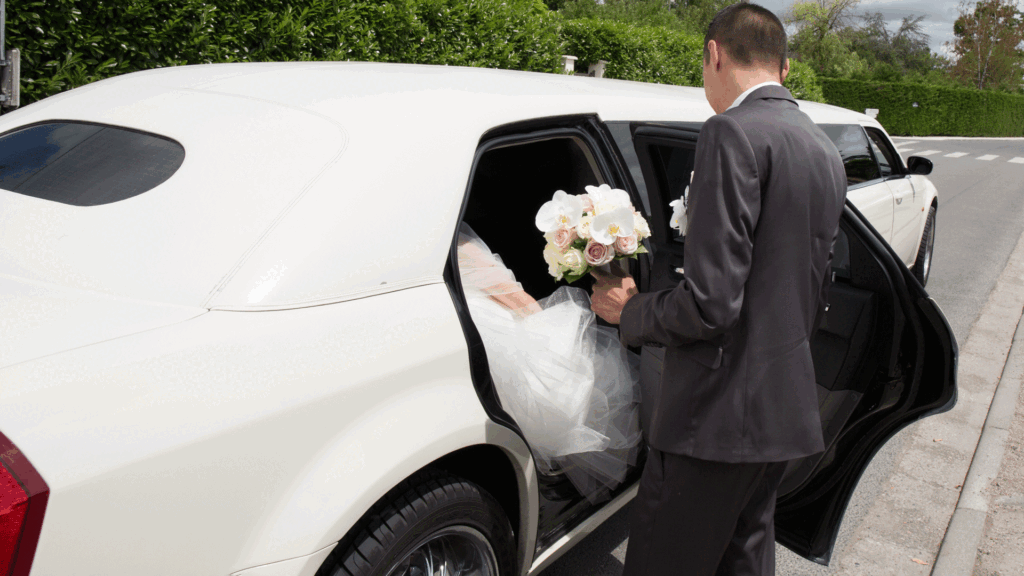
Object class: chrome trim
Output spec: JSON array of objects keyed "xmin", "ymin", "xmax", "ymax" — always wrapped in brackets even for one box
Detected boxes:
[{"xmin": 527, "ymin": 483, "xmax": 639, "ymax": 575}]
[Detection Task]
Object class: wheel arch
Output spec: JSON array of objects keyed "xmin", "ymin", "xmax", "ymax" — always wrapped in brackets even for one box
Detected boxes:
[{"xmin": 431, "ymin": 442, "xmax": 538, "ymax": 575}]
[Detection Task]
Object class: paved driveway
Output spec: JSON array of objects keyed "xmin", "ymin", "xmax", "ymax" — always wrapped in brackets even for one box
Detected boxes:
[{"xmin": 537, "ymin": 137, "xmax": 1024, "ymax": 576}]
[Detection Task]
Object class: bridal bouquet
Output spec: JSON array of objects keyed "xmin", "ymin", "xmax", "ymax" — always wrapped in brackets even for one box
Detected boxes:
[{"xmin": 535, "ymin": 184, "xmax": 651, "ymax": 283}]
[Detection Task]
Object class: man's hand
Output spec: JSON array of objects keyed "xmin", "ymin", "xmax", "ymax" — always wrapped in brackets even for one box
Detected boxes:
[{"xmin": 590, "ymin": 267, "xmax": 639, "ymax": 324}]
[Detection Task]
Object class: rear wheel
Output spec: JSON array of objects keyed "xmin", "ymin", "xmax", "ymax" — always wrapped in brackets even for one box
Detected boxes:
[
  {"xmin": 912, "ymin": 205, "xmax": 936, "ymax": 286},
  {"xmin": 316, "ymin": 470, "xmax": 515, "ymax": 576}
]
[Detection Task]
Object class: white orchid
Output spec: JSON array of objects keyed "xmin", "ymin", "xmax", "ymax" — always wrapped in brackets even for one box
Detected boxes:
[
  {"xmin": 535, "ymin": 190, "xmax": 584, "ymax": 233},
  {"xmin": 669, "ymin": 187, "xmax": 688, "ymax": 232},
  {"xmin": 585, "ymin": 184, "xmax": 632, "ymax": 213},
  {"xmin": 633, "ymin": 212, "xmax": 651, "ymax": 238},
  {"xmin": 591, "ymin": 206, "xmax": 635, "ymax": 245}
]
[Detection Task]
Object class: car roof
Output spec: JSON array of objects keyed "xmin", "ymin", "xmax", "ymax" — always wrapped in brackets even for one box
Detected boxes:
[{"xmin": 0, "ymin": 63, "xmax": 880, "ymax": 309}]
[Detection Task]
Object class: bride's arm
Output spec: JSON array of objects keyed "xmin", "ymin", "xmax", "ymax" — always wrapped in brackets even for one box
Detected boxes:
[{"xmin": 458, "ymin": 241, "xmax": 543, "ymax": 317}]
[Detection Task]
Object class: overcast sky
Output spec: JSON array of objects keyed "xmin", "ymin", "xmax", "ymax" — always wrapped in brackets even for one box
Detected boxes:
[{"xmin": 754, "ymin": 0, "xmax": 969, "ymax": 56}]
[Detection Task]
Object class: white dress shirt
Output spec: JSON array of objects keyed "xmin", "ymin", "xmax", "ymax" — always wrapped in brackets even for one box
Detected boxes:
[{"xmin": 726, "ymin": 81, "xmax": 782, "ymax": 111}]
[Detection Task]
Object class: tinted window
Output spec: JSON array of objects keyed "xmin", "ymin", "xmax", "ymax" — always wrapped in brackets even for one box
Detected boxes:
[
  {"xmin": 0, "ymin": 122, "xmax": 185, "ymax": 206},
  {"xmin": 820, "ymin": 125, "xmax": 880, "ymax": 185},
  {"xmin": 865, "ymin": 128, "xmax": 901, "ymax": 178}
]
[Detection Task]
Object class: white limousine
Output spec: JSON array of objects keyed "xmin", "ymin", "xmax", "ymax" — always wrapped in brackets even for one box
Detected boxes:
[{"xmin": 0, "ymin": 63, "xmax": 955, "ymax": 576}]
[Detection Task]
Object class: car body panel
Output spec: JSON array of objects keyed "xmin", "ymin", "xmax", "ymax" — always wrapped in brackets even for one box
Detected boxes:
[
  {"xmin": 885, "ymin": 176, "xmax": 922, "ymax": 265},
  {"xmin": 0, "ymin": 284, "xmax": 535, "ymax": 575},
  {"xmin": 0, "ymin": 273, "xmax": 204, "ymax": 369},
  {"xmin": 846, "ymin": 182, "xmax": 894, "ymax": 244},
  {"xmin": 229, "ymin": 544, "xmax": 336, "ymax": 576}
]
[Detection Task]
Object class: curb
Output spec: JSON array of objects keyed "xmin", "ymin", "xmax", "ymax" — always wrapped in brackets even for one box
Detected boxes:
[
  {"xmin": 931, "ymin": 239, "xmax": 1024, "ymax": 575},
  {"xmin": 932, "ymin": 321, "xmax": 1024, "ymax": 575}
]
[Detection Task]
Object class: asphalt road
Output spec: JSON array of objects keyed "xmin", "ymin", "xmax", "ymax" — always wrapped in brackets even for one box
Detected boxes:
[{"xmin": 537, "ymin": 137, "xmax": 1024, "ymax": 576}]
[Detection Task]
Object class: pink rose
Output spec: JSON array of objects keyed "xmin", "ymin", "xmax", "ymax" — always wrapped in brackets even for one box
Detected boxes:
[
  {"xmin": 552, "ymin": 227, "xmax": 578, "ymax": 250},
  {"xmin": 581, "ymin": 194, "xmax": 595, "ymax": 214},
  {"xmin": 584, "ymin": 239, "xmax": 615, "ymax": 266},
  {"xmin": 614, "ymin": 234, "xmax": 639, "ymax": 255}
]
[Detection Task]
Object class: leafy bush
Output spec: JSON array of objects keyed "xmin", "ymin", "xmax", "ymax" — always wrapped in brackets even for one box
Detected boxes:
[
  {"xmin": 558, "ymin": 0, "xmax": 688, "ymax": 31},
  {"xmin": 820, "ymin": 78, "xmax": 1024, "ymax": 136},
  {"xmin": 4, "ymin": 0, "xmax": 562, "ymax": 105},
  {"xmin": 560, "ymin": 19, "xmax": 703, "ymax": 86},
  {"xmin": 783, "ymin": 59, "xmax": 826, "ymax": 103}
]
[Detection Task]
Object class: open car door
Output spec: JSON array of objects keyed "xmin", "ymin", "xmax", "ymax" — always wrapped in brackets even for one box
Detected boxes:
[{"xmin": 618, "ymin": 122, "xmax": 958, "ymax": 565}]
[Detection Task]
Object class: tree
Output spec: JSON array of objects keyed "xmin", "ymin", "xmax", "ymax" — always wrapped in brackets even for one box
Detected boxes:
[
  {"xmin": 786, "ymin": 0, "xmax": 867, "ymax": 76},
  {"xmin": 947, "ymin": 0, "xmax": 1024, "ymax": 91},
  {"xmin": 674, "ymin": 0, "xmax": 737, "ymax": 35},
  {"xmin": 844, "ymin": 12, "xmax": 947, "ymax": 80}
]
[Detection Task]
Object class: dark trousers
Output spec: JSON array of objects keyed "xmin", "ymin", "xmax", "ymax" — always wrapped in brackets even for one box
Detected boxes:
[{"xmin": 621, "ymin": 448, "xmax": 789, "ymax": 576}]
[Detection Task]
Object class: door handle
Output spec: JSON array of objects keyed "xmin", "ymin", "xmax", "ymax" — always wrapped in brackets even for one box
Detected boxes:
[{"xmin": 896, "ymin": 197, "xmax": 903, "ymax": 205}]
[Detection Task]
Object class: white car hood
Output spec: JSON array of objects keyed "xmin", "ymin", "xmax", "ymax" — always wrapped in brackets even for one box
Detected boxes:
[{"xmin": 0, "ymin": 273, "xmax": 205, "ymax": 371}]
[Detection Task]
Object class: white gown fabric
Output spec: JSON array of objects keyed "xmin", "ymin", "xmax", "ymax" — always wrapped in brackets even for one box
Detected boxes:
[{"xmin": 457, "ymin": 225, "xmax": 643, "ymax": 501}]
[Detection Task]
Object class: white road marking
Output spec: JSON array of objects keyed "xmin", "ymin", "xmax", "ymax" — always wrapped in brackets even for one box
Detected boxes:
[
  {"xmin": 976, "ymin": 154, "xmax": 999, "ymax": 161},
  {"xmin": 915, "ymin": 150, "xmax": 942, "ymax": 156},
  {"xmin": 893, "ymin": 140, "xmax": 920, "ymax": 145},
  {"xmin": 899, "ymin": 150, "xmax": 915, "ymax": 156},
  {"xmin": 1009, "ymin": 157, "xmax": 1024, "ymax": 164},
  {"xmin": 945, "ymin": 152, "xmax": 968, "ymax": 158}
]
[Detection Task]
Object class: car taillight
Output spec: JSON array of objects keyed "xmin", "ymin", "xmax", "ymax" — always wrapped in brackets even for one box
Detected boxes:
[{"xmin": 0, "ymin": 432, "xmax": 48, "ymax": 576}]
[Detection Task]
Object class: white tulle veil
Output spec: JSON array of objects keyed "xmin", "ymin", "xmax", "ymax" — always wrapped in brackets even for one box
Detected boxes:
[{"xmin": 457, "ymin": 223, "xmax": 642, "ymax": 502}]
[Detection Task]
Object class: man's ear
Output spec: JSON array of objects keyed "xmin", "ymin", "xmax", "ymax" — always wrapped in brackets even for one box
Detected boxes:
[
  {"xmin": 781, "ymin": 58, "xmax": 791, "ymax": 83},
  {"xmin": 708, "ymin": 39, "xmax": 722, "ymax": 72}
]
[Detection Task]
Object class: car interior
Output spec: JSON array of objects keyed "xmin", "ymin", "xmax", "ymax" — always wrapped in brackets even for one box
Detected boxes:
[
  {"xmin": 457, "ymin": 134, "xmax": 648, "ymax": 551},
  {"xmin": 455, "ymin": 122, "xmax": 910, "ymax": 554}
]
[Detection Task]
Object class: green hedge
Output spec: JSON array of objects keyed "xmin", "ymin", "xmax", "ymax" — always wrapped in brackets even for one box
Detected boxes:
[
  {"xmin": 6, "ymin": 0, "xmax": 828, "ymax": 109},
  {"xmin": 6, "ymin": 0, "xmax": 562, "ymax": 105},
  {"xmin": 560, "ymin": 19, "xmax": 825, "ymax": 102},
  {"xmin": 820, "ymin": 78, "xmax": 1024, "ymax": 137},
  {"xmin": 560, "ymin": 19, "xmax": 702, "ymax": 86}
]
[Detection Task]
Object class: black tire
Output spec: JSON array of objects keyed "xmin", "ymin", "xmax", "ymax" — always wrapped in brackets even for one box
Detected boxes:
[
  {"xmin": 316, "ymin": 470, "xmax": 516, "ymax": 576},
  {"xmin": 913, "ymin": 204, "xmax": 936, "ymax": 287}
]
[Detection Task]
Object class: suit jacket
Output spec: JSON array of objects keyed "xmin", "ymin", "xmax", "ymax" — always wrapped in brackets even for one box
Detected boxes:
[{"xmin": 619, "ymin": 85, "xmax": 847, "ymax": 463}]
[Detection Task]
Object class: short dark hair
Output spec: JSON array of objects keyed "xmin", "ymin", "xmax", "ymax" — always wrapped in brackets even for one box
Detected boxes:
[{"xmin": 704, "ymin": 3, "xmax": 788, "ymax": 74}]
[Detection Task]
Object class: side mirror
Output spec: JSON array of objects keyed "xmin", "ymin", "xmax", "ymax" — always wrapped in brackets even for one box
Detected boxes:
[{"xmin": 907, "ymin": 156, "xmax": 933, "ymax": 175}]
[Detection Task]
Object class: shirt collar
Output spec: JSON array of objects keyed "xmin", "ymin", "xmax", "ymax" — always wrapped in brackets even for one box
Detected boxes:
[{"xmin": 727, "ymin": 81, "xmax": 783, "ymax": 111}]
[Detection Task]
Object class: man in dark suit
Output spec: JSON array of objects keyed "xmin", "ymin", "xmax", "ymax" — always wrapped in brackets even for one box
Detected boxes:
[{"xmin": 590, "ymin": 4, "xmax": 847, "ymax": 575}]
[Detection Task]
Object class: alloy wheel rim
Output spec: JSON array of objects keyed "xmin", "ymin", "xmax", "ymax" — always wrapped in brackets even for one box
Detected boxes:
[{"xmin": 385, "ymin": 525, "xmax": 498, "ymax": 576}]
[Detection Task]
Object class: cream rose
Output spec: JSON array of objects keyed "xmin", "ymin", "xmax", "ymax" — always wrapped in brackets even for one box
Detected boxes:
[
  {"xmin": 552, "ymin": 227, "xmax": 578, "ymax": 250},
  {"xmin": 561, "ymin": 248, "xmax": 587, "ymax": 275},
  {"xmin": 584, "ymin": 239, "xmax": 615, "ymax": 266},
  {"xmin": 543, "ymin": 243, "xmax": 564, "ymax": 280},
  {"xmin": 614, "ymin": 234, "xmax": 639, "ymax": 255}
]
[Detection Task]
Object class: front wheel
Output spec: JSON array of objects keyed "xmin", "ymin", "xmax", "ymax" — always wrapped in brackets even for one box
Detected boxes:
[
  {"xmin": 912, "ymin": 205, "xmax": 936, "ymax": 287},
  {"xmin": 316, "ymin": 470, "xmax": 515, "ymax": 576}
]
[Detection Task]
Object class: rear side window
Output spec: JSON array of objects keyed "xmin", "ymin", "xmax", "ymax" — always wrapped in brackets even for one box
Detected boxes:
[
  {"xmin": 820, "ymin": 124, "xmax": 880, "ymax": 186},
  {"xmin": 0, "ymin": 121, "xmax": 185, "ymax": 206}
]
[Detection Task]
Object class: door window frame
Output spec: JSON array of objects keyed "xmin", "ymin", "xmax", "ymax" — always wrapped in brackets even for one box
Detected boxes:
[{"xmin": 863, "ymin": 126, "xmax": 908, "ymax": 180}]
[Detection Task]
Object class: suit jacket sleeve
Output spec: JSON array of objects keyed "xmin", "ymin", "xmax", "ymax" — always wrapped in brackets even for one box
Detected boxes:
[{"xmin": 619, "ymin": 114, "xmax": 761, "ymax": 348}]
